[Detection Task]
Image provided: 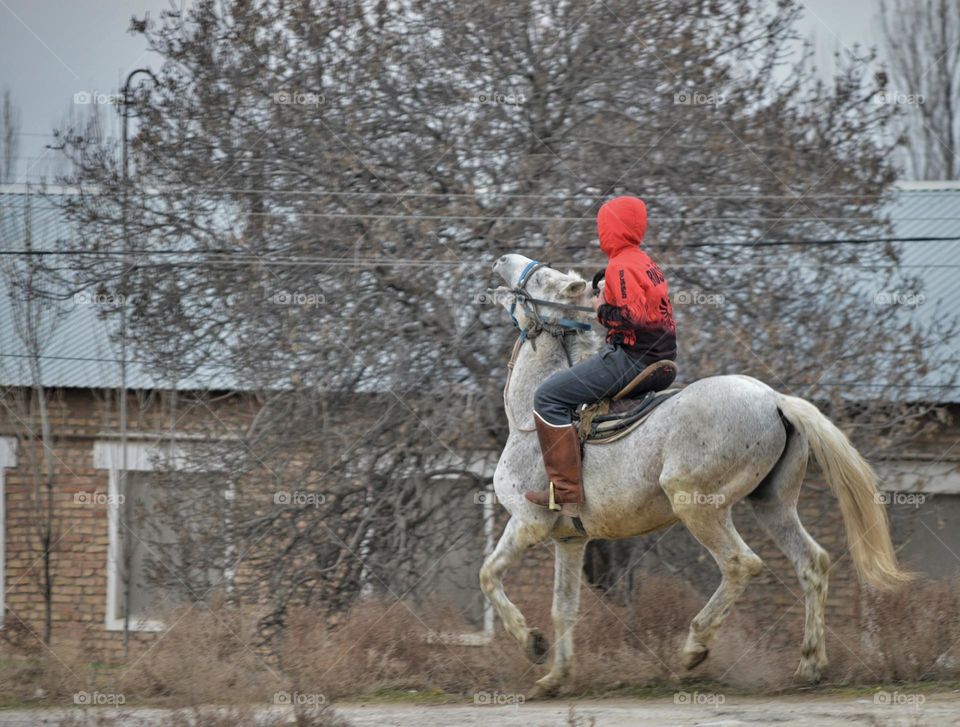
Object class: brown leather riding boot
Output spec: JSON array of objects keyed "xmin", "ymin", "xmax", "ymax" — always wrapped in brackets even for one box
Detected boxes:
[{"xmin": 525, "ymin": 416, "xmax": 583, "ymax": 516}]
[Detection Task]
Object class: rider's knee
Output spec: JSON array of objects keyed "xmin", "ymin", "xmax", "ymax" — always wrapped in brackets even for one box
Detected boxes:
[
  {"xmin": 534, "ymin": 383, "xmax": 570, "ymax": 426},
  {"xmin": 533, "ymin": 382, "xmax": 554, "ymax": 413}
]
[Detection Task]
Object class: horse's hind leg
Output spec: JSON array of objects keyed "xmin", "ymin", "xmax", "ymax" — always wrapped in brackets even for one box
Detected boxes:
[
  {"xmin": 533, "ymin": 537, "xmax": 587, "ymax": 696},
  {"xmin": 748, "ymin": 423, "xmax": 830, "ymax": 682},
  {"xmin": 667, "ymin": 495, "xmax": 763, "ymax": 669},
  {"xmin": 480, "ymin": 516, "xmax": 551, "ymax": 664}
]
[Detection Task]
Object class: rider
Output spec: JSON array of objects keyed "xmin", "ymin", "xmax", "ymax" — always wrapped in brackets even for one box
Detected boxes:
[{"xmin": 525, "ymin": 195, "xmax": 677, "ymax": 514}]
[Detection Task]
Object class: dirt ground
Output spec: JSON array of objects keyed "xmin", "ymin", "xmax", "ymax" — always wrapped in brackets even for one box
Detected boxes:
[{"xmin": 1, "ymin": 692, "xmax": 958, "ymax": 727}]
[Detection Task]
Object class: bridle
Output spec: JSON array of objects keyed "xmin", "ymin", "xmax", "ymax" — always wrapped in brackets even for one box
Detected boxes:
[
  {"xmin": 501, "ymin": 259, "xmax": 595, "ymax": 432},
  {"xmin": 507, "ymin": 259, "xmax": 594, "ymax": 341}
]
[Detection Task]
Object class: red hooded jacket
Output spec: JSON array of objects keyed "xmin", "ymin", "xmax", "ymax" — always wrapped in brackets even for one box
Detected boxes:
[{"xmin": 596, "ymin": 196, "xmax": 677, "ymax": 362}]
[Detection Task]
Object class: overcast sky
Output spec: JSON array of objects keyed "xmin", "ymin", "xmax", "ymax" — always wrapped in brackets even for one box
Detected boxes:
[{"xmin": 0, "ymin": 0, "xmax": 886, "ymax": 184}]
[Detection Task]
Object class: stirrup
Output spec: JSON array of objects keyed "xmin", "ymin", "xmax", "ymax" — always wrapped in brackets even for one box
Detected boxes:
[
  {"xmin": 548, "ymin": 482, "xmax": 582, "ymax": 517},
  {"xmin": 548, "ymin": 482, "xmax": 561, "ymax": 511}
]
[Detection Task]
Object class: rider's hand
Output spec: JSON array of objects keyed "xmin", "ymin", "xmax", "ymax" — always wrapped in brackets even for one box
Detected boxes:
[{"xmin": 592, "ymin": 279, "xmax": 605, "ymax": 311}]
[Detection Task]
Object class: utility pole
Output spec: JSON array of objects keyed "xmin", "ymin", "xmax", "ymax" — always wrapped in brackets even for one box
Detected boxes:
[{"xmin": 119, "ymin": 67, "xmax": 157, "ymax": 647}]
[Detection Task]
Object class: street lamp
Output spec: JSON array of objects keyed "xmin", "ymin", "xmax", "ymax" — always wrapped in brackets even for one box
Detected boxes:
[{"xmin": 118, "ymin": 66, "xmax": 157, "ymax": 647}]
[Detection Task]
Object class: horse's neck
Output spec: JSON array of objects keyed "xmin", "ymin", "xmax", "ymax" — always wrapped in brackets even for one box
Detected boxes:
[{"xmin": 505, "ymin": 330, "xmax": 601, "ymax": 431}]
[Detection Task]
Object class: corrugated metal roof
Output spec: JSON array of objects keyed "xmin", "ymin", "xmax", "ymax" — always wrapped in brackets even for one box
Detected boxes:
[
  {"xmin": 882, "ymin": 183, "xmax": 960, "ymax": 399},
  {"xmin": 887, "ymin": 182, "xmax": 960, "ymax": 313},
  {"xmin": 0, "ymin": 188, "xmax": 235, "ymax": 390}
]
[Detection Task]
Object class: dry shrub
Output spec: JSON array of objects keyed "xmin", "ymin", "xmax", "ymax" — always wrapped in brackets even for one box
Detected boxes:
[
  {"xmin": 9, "ymin": 574, "xmax": 960, "ymax": 709},
  {"xmin": 280, "ymin": 599, "xmax": 533, "ymax": 698},
  {"xmin": 0, "ymin": 603, "xmax": 286, "ymax": 707},
  {"xmin": 569, "ymin": 574, "xmax": 699, "ymax": 690},
  {"xmin": 569, "ymin": 573, "xmax": 790, "ymax": 693},
  {"xmin": 0, "ymin": 639, "xmax": 106, "ymax": 705},
  {"xmin": 281, "ymin": 575, "xmax": 790, "ymax": 699},
  {"xmin": 830, "ymin": 577, "xmax": 960, "ymax": 683},
  {"xmin": 118, "ymin": 602, "xmax": 283, "ymax": 704}
]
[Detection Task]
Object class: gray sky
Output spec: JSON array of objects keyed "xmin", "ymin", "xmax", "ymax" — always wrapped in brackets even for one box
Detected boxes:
[{"xmin": 0, "ymin": 0, "xmax": 885, "ymax": 184}]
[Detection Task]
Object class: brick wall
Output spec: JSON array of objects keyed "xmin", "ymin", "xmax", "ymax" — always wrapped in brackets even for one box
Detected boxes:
[{"xmin": 0, "ymin": 388, "xmax": 251, "ymax": 660}]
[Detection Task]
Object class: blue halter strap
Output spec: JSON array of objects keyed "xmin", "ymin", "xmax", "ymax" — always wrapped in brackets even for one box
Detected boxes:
[
  {"xmin": 508, "ymin": 259, "xmax": 593, "ymax": 338},
  {"xmin": 508, "ymin": 259, "xmax": 543, "ymax": 330}
]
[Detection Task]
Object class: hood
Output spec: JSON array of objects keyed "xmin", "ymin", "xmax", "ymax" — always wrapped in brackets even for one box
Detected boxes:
[{"xmin": 597, "ymin": 196, "xmax": 647, "ymax": 257}]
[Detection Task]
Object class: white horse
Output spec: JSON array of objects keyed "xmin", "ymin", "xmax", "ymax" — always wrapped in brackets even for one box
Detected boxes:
[{"xmin": 480, "ymin": 254, "xmax": 912, "ymax": 695}]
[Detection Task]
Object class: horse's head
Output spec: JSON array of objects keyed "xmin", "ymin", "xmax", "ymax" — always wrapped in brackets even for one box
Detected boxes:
[{"xmin": 491, "ymin": 254, "xmax": 593, "ymax": 334}]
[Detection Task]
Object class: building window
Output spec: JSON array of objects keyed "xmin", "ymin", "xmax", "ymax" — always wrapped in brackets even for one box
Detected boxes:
[
  {"xmin": 877, "ymin": 458, "xmax": 960, "ymax": 580},
  {"xmin": 94, "ymin": 442, "xmax": 229, "ymax": 632}
]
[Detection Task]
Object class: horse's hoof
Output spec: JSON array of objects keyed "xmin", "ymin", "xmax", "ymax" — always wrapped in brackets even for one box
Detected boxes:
[
  {"xmin": 525, "ymin": 628, "xmax": 550, "ymax": 664},
  {"xmin": 527, "ymin": 678, "xmax": 560, "ymax": 700},
  {"xmin": 793, "ymin": 661, "xmax": 822, "ymax": 684},
  {"xmin": 683, "ymin": 647, "xmax": 709, "ymax": 670}
]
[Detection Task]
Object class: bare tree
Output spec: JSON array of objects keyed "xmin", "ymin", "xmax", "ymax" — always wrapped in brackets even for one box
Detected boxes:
[
  {"xmin": 50, "ymin": 0, "xmax": 956, "ymax": 633},
  {"xmin": 880, "ymin": 0, "xmax": 960, "ymax": 179},
  {"xmin": 0, "ymin": 189, "xmax": 67, "ymax": 645}
]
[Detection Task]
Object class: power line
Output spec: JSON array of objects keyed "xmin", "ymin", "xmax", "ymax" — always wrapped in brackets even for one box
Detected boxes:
[
  {"xmin": 0, "ymin": 184, "xmax": 913, "ymax": 201},
  {"xmin": 0, "ymin": 351, "xmax": 152, "ymax": 366},
  {"xmin": 1, "ymin": 184, "xmax": 952, "ymax": 203},
  {"xmin": 2, "ymin": 201, "xmax": 954, "ymax": 224},
  {"xmin": 60, "ymin": 210, "xmax": 960, "ymax": 223},
  {"xmin": 6, "ymin": 259, "xmax": 959, "ymax": 271},
  {"xmin": 0, "ymin": 236, "xmax": 958, "ymax": 259}
]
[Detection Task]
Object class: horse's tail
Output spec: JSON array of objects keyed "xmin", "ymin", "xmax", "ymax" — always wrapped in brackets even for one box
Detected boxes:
[{"xmin": 776, "ymin": 394, "xmax": 915, "ymax": 591}]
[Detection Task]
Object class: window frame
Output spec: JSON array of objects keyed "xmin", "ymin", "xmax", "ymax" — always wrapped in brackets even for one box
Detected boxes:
[{"xmin": 94, "ymin": 440, "xmax": 227, "ymax": 632}]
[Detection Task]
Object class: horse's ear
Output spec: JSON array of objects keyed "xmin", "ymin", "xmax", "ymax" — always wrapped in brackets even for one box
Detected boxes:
[{"xmin": 561, "ymin": 279, "xmax": 587, "ymax": 298}]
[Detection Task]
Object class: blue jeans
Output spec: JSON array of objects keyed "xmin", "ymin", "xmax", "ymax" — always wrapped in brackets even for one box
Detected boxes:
[{"xmin": 534, "ymin": 344, "xmax": 659, "ymax": 426}]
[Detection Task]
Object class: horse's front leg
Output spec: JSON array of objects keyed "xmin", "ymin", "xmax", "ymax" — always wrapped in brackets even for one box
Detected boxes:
[
  {"xmin": 480, "ymin": 516, "xmax": 552, "ymax": 663},
  {"xmin": 532, "ymin": 537, "xmax": 587, "ymax": 696}
]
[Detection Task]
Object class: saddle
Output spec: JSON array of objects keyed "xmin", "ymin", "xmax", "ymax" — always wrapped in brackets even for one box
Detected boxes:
[{"xmin": 577, "ymin": 360, "xmax": 682, "ymax": 444}]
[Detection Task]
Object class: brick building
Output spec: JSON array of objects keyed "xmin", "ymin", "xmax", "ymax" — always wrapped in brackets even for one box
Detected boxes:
[{"xmin": 0, "ymin": 390, "xmax": 253, "ymax": 659}]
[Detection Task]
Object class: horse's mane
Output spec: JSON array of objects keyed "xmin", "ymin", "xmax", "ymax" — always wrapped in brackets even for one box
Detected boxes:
[{"xmin": 564, "ymin": 268, "xmax": 604, "ymax": 363}]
